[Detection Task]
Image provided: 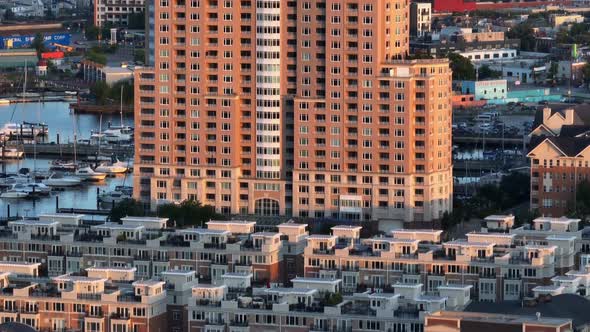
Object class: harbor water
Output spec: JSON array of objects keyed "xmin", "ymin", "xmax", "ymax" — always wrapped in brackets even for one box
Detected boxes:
[
  {"xmin": 0, "ymin": 101, "xmax": 134, "ymax": 217},
  {"xmin": 0, "ymin": 101, "xmax": 133, "ymax": 143}
]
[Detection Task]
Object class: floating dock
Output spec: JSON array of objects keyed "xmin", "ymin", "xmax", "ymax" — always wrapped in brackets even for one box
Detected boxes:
[{"xmin": 19, "ymin": 143, "xmax": 133, "ymax": 158}]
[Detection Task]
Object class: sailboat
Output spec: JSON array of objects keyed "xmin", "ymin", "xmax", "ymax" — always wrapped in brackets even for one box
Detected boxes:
[
  {"xmin": 2, "ymin": 61, "xmax": 48, "ymax": 139},
  {"xmin": 95, "ymin": 86, "xmax": 133, "ymax": 143}
]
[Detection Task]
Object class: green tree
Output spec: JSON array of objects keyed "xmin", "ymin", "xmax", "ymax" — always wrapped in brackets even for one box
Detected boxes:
[
  {"xmin": 134, "ymin": 49, "xmax": 145, "ymax": 63},
  {"xmin": 570, "ymin": 180, "xmax": 590, "ymax": 222},
  {"xmin": 109, "ymin": 81, "xmax": 134, "ymax": 105},
  {"xmin": 448, "ymin": 52, "xmax": 475, "ymax": 81},
  {"xmin": 31, "ymin": 33, "xmax": 46, "ymax": 55},
  {"xmin": 582, "ymin": 62, "xmax": 590, "ymax": 84},
  {"xmin": 3, "ymin": 8, "xmax": 15, "ymax": 21},
  {"xmin": 108, "ymin": 199, "xmax": 147, "ymax": 222},
  {"xmin": 90, "ymin": 81, "xmax": 110, "ymax": 104},
  {"xmin": 85, "ymin": 25, "xmax": 100, "ymax": 41},
  {"xmin": 128, "ymin": 12, "xmax": 145, "ymax": 29},
  {"xmin": 506, "ymin": 23, "xmax": 535, "ymax": 51},
  {"xmin": 86, "ymin": 49, "xmax": 107, "ymax": 64},
  {"xmin": 478, "ymin": 65, "xmax": 502, "ymax": 80},
  {"xmin": 325, "ymin": 292, "xmax": 343, "ymax": 305},
  {"xmin": 157, "ymin": 199, "xmax": 226, "ymax": 228}
]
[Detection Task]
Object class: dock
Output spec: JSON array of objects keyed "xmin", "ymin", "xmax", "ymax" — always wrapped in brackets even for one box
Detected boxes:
[
  {"xmin": 56, "ymin": 208, "xmax": 110, "ymax": 216},
  {"xmin": 69, "ymin": 103, "xmax": 134, "ymax": 114},
  {"xmin": 20, "ymin": 143, "xmax": 133, "ymax": 158},
  {"xmin": 453, "ymin": 158, "xmax": 527, "ymax": 172},
  {"xmin": 453, "ymin": 136, "xmax": 527, "ymax": 146}
]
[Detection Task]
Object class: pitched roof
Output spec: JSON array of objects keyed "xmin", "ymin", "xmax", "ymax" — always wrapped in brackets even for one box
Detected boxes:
[
  {"xmin": 529, "ymin": 135, "xmax": 590, "ymax": 157},
  {"xmin": 465, "ymin": 294, "xmax": 590, "ymax": 328},
  {"xmin": 532, "ymin": 104, "xmax": 590, "ymax": 131},
  {"xmin": 560, "ymin": 125, "xmax": 590, "ymax": 137}
]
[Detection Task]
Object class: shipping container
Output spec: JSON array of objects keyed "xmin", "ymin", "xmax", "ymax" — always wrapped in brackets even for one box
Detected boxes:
[{"xmin": 41, "ymin": 51, "xmax": 65, "ymax": 59}]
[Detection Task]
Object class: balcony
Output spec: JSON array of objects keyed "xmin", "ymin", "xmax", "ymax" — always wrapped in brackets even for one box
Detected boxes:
[{"xmin": 312, "ymin": 248, "xmax": 335, "ymax": 255}]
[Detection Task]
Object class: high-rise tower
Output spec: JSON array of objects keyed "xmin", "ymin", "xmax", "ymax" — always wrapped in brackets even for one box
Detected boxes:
[{"xmin": 134, "ymin": 0, "xmax": 452, "ymax": 224}]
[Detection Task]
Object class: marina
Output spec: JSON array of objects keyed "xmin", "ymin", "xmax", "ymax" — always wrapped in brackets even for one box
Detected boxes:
[{"xmin": 0, "ymin": 101, "xmax": 134, "ymax": 216}]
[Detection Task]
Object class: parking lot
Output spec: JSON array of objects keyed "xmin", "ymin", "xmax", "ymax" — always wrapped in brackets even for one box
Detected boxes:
[{"xmin": 453, "ymin": 103, "xmax": 536, "ymax": 137}]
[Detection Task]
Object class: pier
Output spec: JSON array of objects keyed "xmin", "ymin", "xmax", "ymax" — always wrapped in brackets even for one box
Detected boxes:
[
  {"xmin": 453, "ymin": 136, "xmax": 527, "ymax": 146},
  {"xmin": 19, "ymin": 143, "xmax": 133, "ymax": 158},
  {"xmin": 69, "ymin": 103, "xmax": 134, "ymax": 114}
]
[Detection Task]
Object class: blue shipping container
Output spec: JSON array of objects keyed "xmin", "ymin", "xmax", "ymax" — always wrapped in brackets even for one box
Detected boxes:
[{"xmin": 0, "ymin": 33, "xmax": 71, "ymax": 49}]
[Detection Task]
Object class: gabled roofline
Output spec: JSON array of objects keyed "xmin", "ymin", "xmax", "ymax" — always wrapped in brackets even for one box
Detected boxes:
[{"xmin": 527, "ymin": 138, "xmax": 568, "ymax": 158}]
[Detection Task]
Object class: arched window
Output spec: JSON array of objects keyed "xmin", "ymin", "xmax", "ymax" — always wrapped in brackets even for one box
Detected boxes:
[{"xmin": 255, "ymin": 198, "xmax": 279, "ymax": 216}]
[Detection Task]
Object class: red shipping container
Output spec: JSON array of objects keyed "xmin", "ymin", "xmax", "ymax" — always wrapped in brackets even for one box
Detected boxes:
[{"xmin": 41, "ymin": 51, "xmax": 65, "ymax": 59}]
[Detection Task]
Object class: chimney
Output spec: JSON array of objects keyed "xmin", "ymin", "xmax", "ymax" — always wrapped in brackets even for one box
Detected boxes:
[
  {"xmin": 542, "ymin": 107, "xmax": 552, "ymax": 123},
  {"xmin": 564, "ymin": 108, "xmax": 575, "ymax": 125}
]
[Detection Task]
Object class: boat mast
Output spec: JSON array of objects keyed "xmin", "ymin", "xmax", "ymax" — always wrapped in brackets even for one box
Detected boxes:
[
  {"xmin": 120, "ymin": 85, "xmax": 123, "ymax": 127},
  {"xmin": 98, "ymin": 112, "xmax": 102, "ymax": 159},
  {"xmin": 73, "ymin": 109, "xmax": 77, "ymax": 168}
]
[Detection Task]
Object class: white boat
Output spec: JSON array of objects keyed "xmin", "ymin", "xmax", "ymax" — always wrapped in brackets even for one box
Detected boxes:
[
  {"xmin": 21, "ymin": 182, "xmax": 51, "ymax": 196},
  {"xmin": 95, "ymin": 160, "xmax": 129, "ymax": 174},
  {"xmin": 103, "ymin": 126, "xmax": 133, "ymax": 143},
  {"xmin": 75, "ymin": 166, "xmax": 107, "ymax": 181},
  {"xmin": 0, "ymin": 187, "xmax": 29, "ymax": 199},
  {"xmin": 102, "ymin": 87, "xmax": 134, "ymax": 144},
  {"xmin": 98, "ymin": 188, "xmax": 132, "ymax": 204},
  {"xmin": 15, "ymin": 92, "xmax": 40, "ymax": 98},
  {"xmin": 50, "ymin": 160, "xmax": 78, "ymax": 172},
  {"xmin": 0, "ymin": 123, "xmax": 47, "ymax": 137},
  {"xmin": 0, "ymin": 99, "xmax": 10, "ymax": 105},
  {"xmin": 42, "ymin": 174, "xmax": 82, "ymax": 187},
  {"xmin": 0, "ymin": 147, "xmax": 24, "ymax": 159}
]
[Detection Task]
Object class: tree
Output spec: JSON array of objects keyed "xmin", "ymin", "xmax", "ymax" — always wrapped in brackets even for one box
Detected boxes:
[
  {"xmin": 506, "ymin": 23, "xmax": 535, "ymax": 51},
  {"xmin": 134, "ymin": 49, "xmax": 145, "ymax": 64},
  {"xmin": 582, "ymin": 62, "xmax": 590, "ymax": 84},
  {"xmin": 448, "ymin": 52, "xmax": 475, "ymax": 81},
  {"xmin": 31, "ymin": 33, "xmax": 46, "ymax": 55},
  {"xmin": 85, "ymin": 25, "xmax": 100, "ymax": 41},
  {"xmin": 86, "ymin": 49, "xmax": 107, "ymax": 65},
  {"xmin": 478, "ymin": 65, "xmax": 502, "ymax": 80},
  {"xmin": 90, "ymin": 81, "xmax": 110, "ymax": 104},
  {"xmin": 108, "ymin": 199, "xmax": 147, "ymax": 222},
  {"xmin": 324, "ymin": 292, "xmax": 343, "ymax": 306},
  {"xmin": 128, "ymin": 12, "xmax": 145, "ymax": 29},
  {"xmin": 570, "ymin": 180, "xmax": 590, "ymax": 222},
  {"xmin": 157, "ymin": 199, "xmax": 225, "ymax": 228},
  {"xmin": 109, "ymin": 81, "xmax": 134, "ymax": 105},
  {"xmin": 3, "ymin": 8, "xmax": 15, "ymax": 21}
]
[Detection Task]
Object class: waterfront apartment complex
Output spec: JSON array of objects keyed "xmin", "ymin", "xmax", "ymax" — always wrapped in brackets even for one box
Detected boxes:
[
  {"xmin": 0, "ymin": 213, "xmax": 589, "ymax": 330},
  {"xmin": 134, "ymin": 0, "xmax": 453, "ymax": 224}
]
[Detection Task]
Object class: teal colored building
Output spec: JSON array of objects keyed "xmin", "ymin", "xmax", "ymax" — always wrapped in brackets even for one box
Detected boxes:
[
  {"xmin": 461, "ymin": 80, "xmax": 508, "ymax": 101},
  {"xmin": 486, "ymin": 88, "xmax": 563, "ymax": 105}
]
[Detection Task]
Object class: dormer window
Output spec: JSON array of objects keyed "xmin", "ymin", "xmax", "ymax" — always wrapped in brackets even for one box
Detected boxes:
[
  {"xmin": 402, "ymin": 246, "xmax": 410, "ymax": 255},
  {"xmin": 477, "ymin": 250, "xmax": 486, "ymax": 258}
]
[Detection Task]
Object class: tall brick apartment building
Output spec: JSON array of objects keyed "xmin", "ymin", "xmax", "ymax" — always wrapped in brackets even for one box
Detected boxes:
[
  {"xmin": 134, "ymin": 0, "xmax": 453, "ymax": 224},
  {"xmin": 528, "ymin": 104, "xmax": 590, "ymax": 216}
]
